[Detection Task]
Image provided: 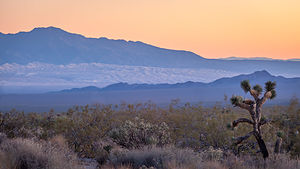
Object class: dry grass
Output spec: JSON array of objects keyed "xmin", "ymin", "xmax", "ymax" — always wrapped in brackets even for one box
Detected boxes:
[
  {"xmin": 103, "ymin": 146, "xmax": 300, "ymax": 169},
  {"xmin": 107, "ymin": 146, "xmax": 203, "ymax": 169},
  {"xmin": 0, "ymin": 132, "xmax": 7, "ymax": 144},
  {"xmin": 0, "ymin": 135, "xmax": 299, "ymax": 169},
  {"xmin": 101, "ymin": 165, "xmax": 133, "ymax": 169},
  {"xmin": 202, "ymin": 161, "xmax": 228, "ymax": 169},
  {"xmin": 0, "ymin": 136, "xmax": 83, "ymax": 169}
]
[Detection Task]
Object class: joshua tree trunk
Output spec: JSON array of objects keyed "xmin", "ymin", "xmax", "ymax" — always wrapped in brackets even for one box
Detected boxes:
[
  {"xmin": 253, "ymin": 132, "xmax": 269, "ymax": 158},
  {"xmin": 231, "ymin": 80, "xmax": 276, "ymax": 159}
]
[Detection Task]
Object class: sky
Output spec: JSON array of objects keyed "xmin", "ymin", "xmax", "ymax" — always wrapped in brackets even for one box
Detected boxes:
[{"xmin": 0, "ymin": 0, "xmax": 300, "ymax": 59}]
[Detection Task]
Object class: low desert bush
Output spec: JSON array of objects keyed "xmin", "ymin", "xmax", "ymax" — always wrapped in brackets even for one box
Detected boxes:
[
  {"xmin": 201, "ymin": 146, "xmax": 224, "ymax": 161},
  {"xmin": 221, "ymin": 153, "xmax": 300, "ymax": 169},
  {"xmin": 108, "ymin": 146, "xmax": 202, "ymax": 169},
  {"xmin": 0, "ymin": 137, "xmax": 82, "ymax": 169},
  {"xmin": 109, "ymin": 118, "xmax": 171, "ymax": 149},
  {"xmin": 91, "ymin": 139, "xmax": 118, "ymax": 165},
  {"xmin": 106, "ymin": 146, "xmax": 300, "ymax": 169}
]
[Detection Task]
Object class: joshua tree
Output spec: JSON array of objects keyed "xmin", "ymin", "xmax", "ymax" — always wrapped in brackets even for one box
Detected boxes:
[{"xmin": 230, "ymin": 80, "xmax": 276, "ymax": 159}]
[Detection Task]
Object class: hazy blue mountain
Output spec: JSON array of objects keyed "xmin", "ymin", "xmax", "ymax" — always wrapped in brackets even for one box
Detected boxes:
[
  {"xmin": 1, "ymin": 70, "xmax": 299, "ymax": 112},
  {"xmin": 1, "ymin": 27, "xmax": 300, "ymax": 76},
  {"xmin": 288, "ymin": 59, "xmax": 300, "ymax": 61},
  {"xmin": 220, "ymin": 57, "xmax": 278, "ymax": 61},
  {"xmin": 0, "ymin": 27, "xmax": 204, "ymax": 67},
  {"xmin": 57, "ymin": 81, "xmax": 206, "ymax": 93},
  {"xmin": 58, "ymin": 86, "xmax": 102, "ymax": 93},
  {"xmin": 58, "ymin": 70, "xmax": 300, "ymax": 94}
]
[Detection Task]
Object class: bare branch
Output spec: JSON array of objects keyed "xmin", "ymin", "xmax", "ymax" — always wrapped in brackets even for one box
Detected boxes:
[
  {"xmin": 233, "ymin": 131, "xmax": 254, "ymax": 145},
  {"xmin": 260, "ymin": 91, "xmax": 272, "ymax": 106},
  {"xmin": 236, "ymin": 102, "xmax": 251, "ymax": 111},
  {"xmin": 232, "ymin": 118, "xmax": 254, "ymax": 128},
  {"xmin": 249, "ymin": 89, "xmax": 259, "ymax": 101},
  {"xmin": 259, "ymin": 119, "xmax": 271, "ymax": 126},
  {"xmin": 243, "ymin": 99, "xmax": 255, "ymax": 105}
]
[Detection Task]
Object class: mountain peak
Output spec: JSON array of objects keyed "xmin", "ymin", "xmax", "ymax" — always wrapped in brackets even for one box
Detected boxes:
[
  {"xmin": 30, "ymin": 26, "xmax": 73, "ymax": 36},
  {"xmin": 57, "ymin": 86, "xmax": 101, "ymax": 93},
  {"xmin": 252, "ymin": 70, "xmax": 272, "ymax": 77},
  {"xmin": 32, "ymin": 26, "xmax": 65, "ymax": 32}
]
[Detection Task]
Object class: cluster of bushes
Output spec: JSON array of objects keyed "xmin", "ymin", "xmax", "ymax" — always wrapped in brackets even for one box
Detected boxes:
[
  {"xmin": 103, "ymin": 146, "xmax": 300, "ymax": 169},
  {"xmin": 0, "ymin": 98, "xmax": 299, "ymax": 168},
  {"xmin": 0, "ymin": 134, "xmax": 83, "ymax": 169},
  {"xmin": 1, "ymin": 134, "xmax": 298, "ymax": 169}
]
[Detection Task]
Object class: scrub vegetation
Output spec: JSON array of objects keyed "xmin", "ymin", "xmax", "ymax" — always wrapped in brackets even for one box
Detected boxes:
[{"xmin": 0, "ymin": 84, "xmax": 299, "ymax": 169}]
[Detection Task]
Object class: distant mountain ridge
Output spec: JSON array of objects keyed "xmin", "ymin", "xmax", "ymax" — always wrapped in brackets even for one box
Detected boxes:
[
  {"xmin": 1, "ymin": 70, "xmax": 299, "ymax": 112},
  {"xmin": 57, "ymin": 81, "xmax": 206, "ymax": 93},
  {"xmin": 56, "ymin": 70, "xmax": 299, "ymax": 93},
  {"xmin": 220, "ymin": 56, "xmax": 300, "ymax": 61},
  {"xmin": 1, "ymin": 26, "xmax": 300, "ymax": 76},
  {"xmin": 220, "ymin": 57, "xmax": 277, "ymax": 61}
]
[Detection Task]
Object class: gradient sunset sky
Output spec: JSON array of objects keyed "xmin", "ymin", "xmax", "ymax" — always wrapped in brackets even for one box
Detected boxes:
[{"xmin": 1, "ymin": 0, "xmax": 300, "ymax": 59}]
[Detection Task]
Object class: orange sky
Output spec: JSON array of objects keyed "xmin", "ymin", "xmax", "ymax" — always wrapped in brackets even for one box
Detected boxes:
[{"xmin": 1, "ymin": 0, "xmax": 300, "ymax": 59}]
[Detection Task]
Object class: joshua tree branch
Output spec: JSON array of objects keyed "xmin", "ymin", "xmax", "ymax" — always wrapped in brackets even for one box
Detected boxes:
[
  {"xmin": 249, "ymin": 89, "xmax": 259, "ymax": 101},
  {"xmin": 234, "ymin": 131, "xmax": 254, "ymax": 145},
  {"xmin": 259, "ymin": 119, "xmax": 271, "ymax": 126},
  {"xmin": 260, "ymin": 91, "xmax": 272, "ymax": 106},
  {"xmin": 235, "ymin": 102, "xmax": 251, "ymax": 111},
  {"xmin": 232, "ymin": 118, "xmax": 254, "ymax": 128},
  {"xmin": 243, "ymin": 99, "xmax": 255, "ymax": 105}
]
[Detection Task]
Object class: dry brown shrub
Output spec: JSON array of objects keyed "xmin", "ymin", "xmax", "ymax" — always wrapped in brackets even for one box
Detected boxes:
[
  {"xmin": 0, "ymin": 132, "xmax": 7, "ymax": 144},
  {"xmin": 202, "ymin": 161, "xmax": 228, "ymax": 169},
  {"xmin": 0, "ymin": 137, "xmax": 82, "ymax": 169},
  {"xmin": 108, "ymin": 146, "xmax": 203, "ymax": 169},
  {"xmin": 49, "ymin": 134, "xmax": 68, "ymax": 148},
  {"xmin": 221, "ymin": 153, "xmax": 300, "ymax": 169},
  {"xmin": 101, "ymin": 164, "xmax": 133, "ymax": 169}
]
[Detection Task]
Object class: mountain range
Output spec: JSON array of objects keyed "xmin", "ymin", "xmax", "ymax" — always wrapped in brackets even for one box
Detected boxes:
[
  {"xmin": 0, "ymin": 27, "xmax": 300, "ymax": 112},
  {"xmin": 1, "ymin": 27, "xmax": 300, "ymax": 77},
  {"xmin": 1, "ymin": 70, "xmax": 299, "ymax": 112}
]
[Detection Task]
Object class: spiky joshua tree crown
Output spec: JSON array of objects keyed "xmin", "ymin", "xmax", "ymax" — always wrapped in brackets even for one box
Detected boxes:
[{"xmin": 231, "ymin": 80, "xmax": 276, "ymax": 106}]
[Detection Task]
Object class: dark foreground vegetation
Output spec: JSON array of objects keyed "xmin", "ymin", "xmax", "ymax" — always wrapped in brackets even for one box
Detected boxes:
[{"xmin": 0, "ymin": 97, "xmax": 299, "ymax": 169}]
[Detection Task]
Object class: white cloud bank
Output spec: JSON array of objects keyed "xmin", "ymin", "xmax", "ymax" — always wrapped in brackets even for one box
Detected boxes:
[{"xmin": 0, "ymin": 62, "xmax": 239, "ymax": 92}]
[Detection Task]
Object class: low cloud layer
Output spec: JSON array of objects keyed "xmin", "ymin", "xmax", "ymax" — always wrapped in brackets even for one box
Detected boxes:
[{"xmin": 0, "ymin": 62, "xmax": 239, "ymax": 93}]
